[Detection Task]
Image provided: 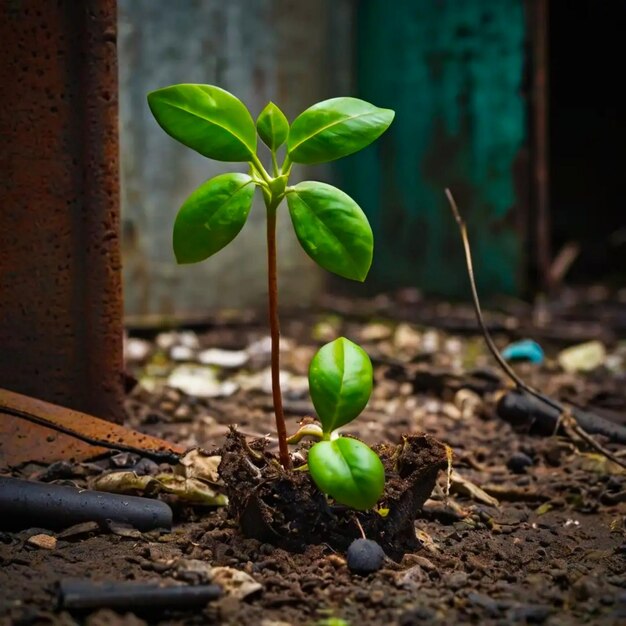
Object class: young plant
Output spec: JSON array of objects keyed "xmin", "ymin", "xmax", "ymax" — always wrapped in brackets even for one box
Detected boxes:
[
  {"xmin": 147, "ymin": 84, "xmax": 394, "ymax": 469},
  {"xmin": 305, "ymin": 337, "xmax": 385, "ymax": 510}
]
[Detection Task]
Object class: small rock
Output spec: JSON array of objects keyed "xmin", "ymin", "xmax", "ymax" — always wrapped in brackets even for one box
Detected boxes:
[
  {"xmin": 124, "ymin": 337, "xmax": 151, "ymax": 363},
  {"xmin": 346, "ymin": 538, "xmax": 385, "ymax": 575},
  {"xmin": 399, "ymin": 606, "xmax": 436, "ymax": 624},
  {"xmin": 210, "ymin": 566, "xmax": 262, "ymax": 599},
  {"xmin": 361, "ymin": 323, "xmax": 393, "ymax": 342},
  {"xmin": 393, "ymin": 323, "xmax": 421, "ymax": 352},
  {"xmin": 86, "ymin": 608, "xmax": 147, "ymax": 626},
  {"xmin": 57, "ymin": 521, "xmax": 101, "ymax": 540},
  {"xmin": 446, "ymin": 570, "xmax": 468, "ymax": 590},
  {"xmin": 27, "ymin": 534, "xmax": 56, "ymax": 550},
  {"xmin": 105, "ymin": 521, "xmax": 142, "ymax": 538},
  {"xmin": 170, "ymin": 345, "xmax": 195, "ymax": 362},
  {"xmin": 172, "ymin": 404, "xmax": 192, "ymax": 422},
  {"xmin": 111, "ymin": 452, "xmax": 140, "ymax": 468},
  {"xmin": 507, "ymin": 452, "xmax": 534, "ymax": 474},
  {"xmin": 509, "ymin": 604, "xmax": 551, "ymax": 623},
  {"xmin": 421, "ymin": 330, "xmax": 440, "ymax": 354},
  {"xmin": 398, "ymin": 565, "xmax": 426, "ymax": 589},
  {"xmin": 468, "ymin": 592, "xmax": 501, "ymax": 617},
  {"xmin": 132, "ymin": 457, "xmax": 160, "ymax": 476},
  {"xmin": 167, "ymin": 365, "xmax": 238, "ymax": 398}
]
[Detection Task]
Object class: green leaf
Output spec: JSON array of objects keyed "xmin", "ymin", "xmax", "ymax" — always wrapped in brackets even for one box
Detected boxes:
[
  {"xmin": 309, "ymin": 337, "xmax": 373, "ymax": 433},
  {"xmin": 147, "ymin": 84, "xmax": 257, "ymax": 162},
  {"xmin": 256, "ymin": 102, "xmax": 289, "ymax": 150},
  {"xmin": 173, "ymin": 173, "xmax": 255, "ymax": 264},
  {"xmin": 287, "ymin": 97, "xmax": 394, "ymax": 164},
  {"xmin": 308, "ymin": 438, "xmax": 385, "ymax": 510},
  {"xmin": 286, "ymin": 181, "xmax": 373, "ymax": 281}
]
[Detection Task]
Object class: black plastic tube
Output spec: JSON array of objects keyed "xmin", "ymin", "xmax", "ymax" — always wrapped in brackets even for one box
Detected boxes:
[
  {"xmin": 0, "ymin": 477, "xmax": 172, "ymax": 531},
  {"xmin": 497, "ymin": 391, "xmax": 626, "ymax": 444},
  {"xmin": 58, "ymin": 579, "xmax": 222, "ymax": 610}
]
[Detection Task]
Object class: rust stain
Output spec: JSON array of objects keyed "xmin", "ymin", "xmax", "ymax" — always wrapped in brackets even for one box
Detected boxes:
[
  {"xmin": 0, "ymin": 0, "xmax": 125, "ymax": 422},
  {"xmin": 0, "ymin": 387, "xmax": 185, "ymax": 471}
]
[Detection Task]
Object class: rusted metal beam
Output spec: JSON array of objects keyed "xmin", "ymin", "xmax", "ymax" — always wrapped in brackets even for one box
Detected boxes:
[
  {"xmin": 0, "ymin": 387, "xmax": 185, "ymax": 471},
  {"xmin": 529, "ymin": 0, "xmax": 552, "ymax": 290},
  {"xmin": 0, "ymin": 0, "xmax": 125, "ymax": 421}
]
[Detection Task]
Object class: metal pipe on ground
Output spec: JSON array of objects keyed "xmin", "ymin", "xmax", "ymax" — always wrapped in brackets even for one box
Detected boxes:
[
  {"xmin": 58, "ymin": 580, "xmax": 222, "ymax": 611},
  {"xmin": 0, "ymin": 477, "xmax": 173, "ymax": 532}
]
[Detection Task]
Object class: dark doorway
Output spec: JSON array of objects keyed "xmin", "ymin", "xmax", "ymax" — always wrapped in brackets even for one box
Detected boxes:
[{"xmin": 549, "ymin": 0, "xmax": 626, "ymax": 285}]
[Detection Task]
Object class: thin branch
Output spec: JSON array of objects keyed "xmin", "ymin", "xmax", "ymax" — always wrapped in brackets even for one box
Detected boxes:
[{"xmin": 444, "ymin": 188, "xmax": 626, "ymax": 470}]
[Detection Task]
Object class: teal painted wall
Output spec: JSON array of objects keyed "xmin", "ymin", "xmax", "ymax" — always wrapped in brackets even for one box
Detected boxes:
[{"xmin": 339, "ymin": 0, "xmax": 527, "ymax": 297}]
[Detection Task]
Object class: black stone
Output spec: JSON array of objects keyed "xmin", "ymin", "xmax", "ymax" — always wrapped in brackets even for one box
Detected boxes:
[
  {"xmin": 346, "ymin": 538, "xmax": 385, "ymax": 575},
  {"xmin": 507, "ymin": 452, "xmax": 533, "ymax": 474}
]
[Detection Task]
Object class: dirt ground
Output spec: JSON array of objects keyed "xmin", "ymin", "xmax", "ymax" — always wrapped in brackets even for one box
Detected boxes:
[{"xmin": 1, "ymin": 291, "xmax": 625, "ymax": 625}]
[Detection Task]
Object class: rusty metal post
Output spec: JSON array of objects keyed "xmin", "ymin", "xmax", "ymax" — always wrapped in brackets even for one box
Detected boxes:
[
  {"xmin": 0, "ymin": 0, "xmax": 125, "ymax": 422},
  {"xmin": 530, "ymin": 0, "xmax": 552, "ymax": 290}
]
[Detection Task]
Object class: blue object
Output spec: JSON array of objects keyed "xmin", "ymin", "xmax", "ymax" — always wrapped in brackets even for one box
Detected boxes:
[{"xmin": 501, "ymin": 340, "xmax": 544, "ymax": 364}]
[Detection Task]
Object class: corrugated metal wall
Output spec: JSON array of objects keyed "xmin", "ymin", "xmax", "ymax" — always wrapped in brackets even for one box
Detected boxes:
[
  {"xmin": 341, "ymin": 0, "xmax": 527, "ymax": 298},
  {"xmin": 119, "ymin": 0, "xmax": 353, "ymax": 317}
]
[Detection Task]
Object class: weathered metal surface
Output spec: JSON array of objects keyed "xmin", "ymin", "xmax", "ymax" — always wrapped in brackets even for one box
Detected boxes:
[
  {"xmin": 529, "ymin": 0, "xmax": 551, "ymax": 289},
  {"xmin": 0, "ymin": 0, "xmax": 125, "ymax": 421},
  {"xmin": 0, "ymin": 388, "xmax": 184, "ymax": 471},
  {"xmin": 339, "ymin": 0, "xmax": 527, "ymax": 298},
  {"xmin": 118, "ymin": 0, "xmax": 352, "ymax": 317}
]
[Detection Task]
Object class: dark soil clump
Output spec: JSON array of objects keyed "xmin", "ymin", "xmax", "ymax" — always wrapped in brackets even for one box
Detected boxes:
[{"xmin": 219, "ymin": 429, "xmax": 449, "ymax": 560}]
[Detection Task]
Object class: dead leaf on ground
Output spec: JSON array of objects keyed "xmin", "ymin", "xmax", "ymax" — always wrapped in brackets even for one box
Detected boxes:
[
  {"xmin": 450, "ymin": 470, "xmax": 499, "ymax": 507},
  {"xmin": 210, "ymin": 566, "xmax": 262, "ymax": 600},
  {"xmin": 91, "ymin": 471, "xmax": 227, "ymax": 506}
]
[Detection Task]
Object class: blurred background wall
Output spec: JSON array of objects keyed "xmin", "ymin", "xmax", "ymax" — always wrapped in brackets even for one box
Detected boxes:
[
  {"xmin": 118, "ymin": 0, "xmax": 530, "ymax": 317},
  {"xmin": 119, "ymin": 0, "xmax": 353, "ymax": 317}
]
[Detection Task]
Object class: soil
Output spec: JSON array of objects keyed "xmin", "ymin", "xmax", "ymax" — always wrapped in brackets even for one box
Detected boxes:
[{"xmin": 1, "ymin": 293, "xmax": 625, "ymax": 626}]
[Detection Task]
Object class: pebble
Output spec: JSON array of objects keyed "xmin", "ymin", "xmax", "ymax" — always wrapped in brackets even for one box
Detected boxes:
[
  {"xmin": 446, "ymin": 570, "xmax": 468, "ymax": 590},
  {"xmin": 27, "ymin": 534, "xmax": 56, "ymax": 550},
  {"xmin": 399, "ymin": 606, "xmax": 436, "ymax": 624},
  {"xmin": 510, "ymin": 604, "xmax": 551, "ymax": 623},
  {"xmin": 346, "ymin": 538, "xmax": 385, "ymax": 575},
  {"xmin": 132, "ymin": 457, "xmax": 160, "ymax": 476},
  {"xmin": 124, "ymin": 337, "xmax": 151, "ymax": 362},
  {"xmin": 170, "ymin": 345, "xmax": 195, "ymax": 361},
  {"xmin": 507, "ymin": 452, "xmax": 533, "ymax": 474}
]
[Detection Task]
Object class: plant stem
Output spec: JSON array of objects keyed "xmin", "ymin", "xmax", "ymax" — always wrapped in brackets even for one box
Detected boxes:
[
  {"xmin": 251, "ymin": 154, "xmax": 273, "ymax": 185},
  {"xmin": 271, "ymin": 152, "xmax": 279, "ymax": 177},
  {"xmin": 266, "ymin": 203, "xmax": 291, "ymax": 469},
  {"xmin": 281, "ymin": 153, "xmax": 292, "ymax": 175}
]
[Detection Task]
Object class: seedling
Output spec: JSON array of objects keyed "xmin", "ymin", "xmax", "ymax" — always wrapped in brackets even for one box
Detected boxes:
[
  {"xmin": 147, "ymin": 84, "xmax": 394, "ymax": 469},
  {"xmin": 303, "ymin": 337, "xmax": 385, "ymax": 511}
]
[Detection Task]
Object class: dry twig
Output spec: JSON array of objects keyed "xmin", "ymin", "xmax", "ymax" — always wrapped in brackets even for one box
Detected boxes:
[{"xmin": 444, "ymin": 188, "xmax": 626, "ymax": 470}]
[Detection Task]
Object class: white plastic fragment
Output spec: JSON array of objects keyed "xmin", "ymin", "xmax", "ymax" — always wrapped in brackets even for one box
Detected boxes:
[
  {"xmin": 198, "ymin": 348, "xmax": 249, "ymax": 369},
  {"xmin": 557, "ymin": 340, "xmax": 606, "ymax": 373}
]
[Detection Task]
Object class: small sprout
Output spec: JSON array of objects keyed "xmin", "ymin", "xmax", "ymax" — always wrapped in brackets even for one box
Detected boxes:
[
  {"xmin": 309, "ymin": 336, "xmax": 373, "ymax": 432},
  {"xmin": 147, "ymin": 85, "xmax": 394, "ymax": 469},
  {"xmin": 306, "ymin": 337, "xmax": 385, "ymax": 511}
]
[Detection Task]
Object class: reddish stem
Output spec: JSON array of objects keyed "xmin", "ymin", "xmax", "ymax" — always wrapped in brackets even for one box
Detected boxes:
[{"xmin": 266, "ymin": 206, "xmax": 291, "ymax": 469}]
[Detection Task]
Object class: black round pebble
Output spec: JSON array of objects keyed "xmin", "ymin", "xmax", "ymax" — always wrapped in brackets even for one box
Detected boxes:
[
  {"xmin": 507, "ymin": 452, "xmax": 533, "ymax": 474},
  {"xmin": 346, "ymin": 538, "xmax": 385, "ymax": 575}
]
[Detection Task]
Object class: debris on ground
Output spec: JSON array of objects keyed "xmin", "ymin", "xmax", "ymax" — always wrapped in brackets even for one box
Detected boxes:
[{"xmin": 1, "ymin": 292, "xmax": 625, "ymax": 625}]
